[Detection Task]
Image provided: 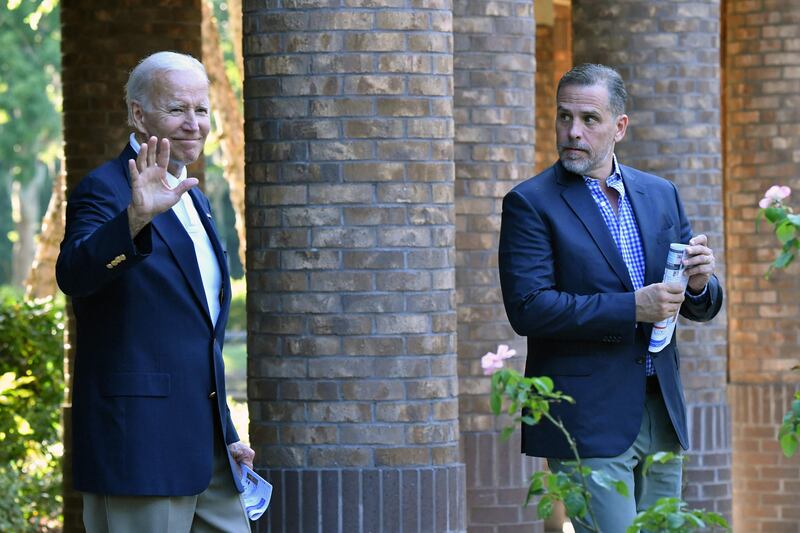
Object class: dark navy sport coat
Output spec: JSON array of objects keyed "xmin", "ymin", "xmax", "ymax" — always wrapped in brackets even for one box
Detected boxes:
[
  {"xmin": 499, "ymin": 160, "xmax": 723, "ymax": 459},
  {"xmin": 56, "ymin": 144, "xmax": 241, "ymax": 496}
]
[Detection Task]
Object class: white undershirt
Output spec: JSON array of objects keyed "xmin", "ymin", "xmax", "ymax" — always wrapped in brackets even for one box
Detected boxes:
[{"xmin": 129, "ymin": 134, "xmax": 222, "ymax": 326}]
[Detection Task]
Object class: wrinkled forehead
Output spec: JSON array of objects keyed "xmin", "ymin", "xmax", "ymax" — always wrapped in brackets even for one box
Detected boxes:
[
  {"xmin": 556, "ymin": 83, "xmax": 612, "ymax": 114},
  {"xmin": 147, "ymin": 68, "xmax": 209, "ymax": 103}
]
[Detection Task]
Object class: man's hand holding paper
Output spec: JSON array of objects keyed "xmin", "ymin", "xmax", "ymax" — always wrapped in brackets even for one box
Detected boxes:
[{"xmin": 683, "ymin": 234, "xmax": 716, "ymax": 293}]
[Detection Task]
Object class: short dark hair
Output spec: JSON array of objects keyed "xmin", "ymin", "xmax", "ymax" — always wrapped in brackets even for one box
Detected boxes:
[{"xmin": 557, "ymin": 63, "xmax": 627, "ymax": 116}]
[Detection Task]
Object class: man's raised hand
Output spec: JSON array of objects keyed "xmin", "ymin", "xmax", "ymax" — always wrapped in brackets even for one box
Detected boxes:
[{"xmin": 126, "ymin": 136, "xmax": 199, "ymax": 238}]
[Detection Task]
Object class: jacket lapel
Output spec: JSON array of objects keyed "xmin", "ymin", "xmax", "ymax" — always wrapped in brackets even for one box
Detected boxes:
[
  {"xmin": 557, "ymin": 163, "xmax": 634, "ymax": 292},
  {"xmin": 151, "ymin": 210, "xmax": 213, "ymax": 326},
  {"xmin": 621, "ymin": 166, "xmax": 663, "ymax": 285},
  {"xmin": 121, "ymin": 144, "xmax": 221, "ymax": 327},
  {"xmin": 188, "ymin": 188, "xmax": 231, "ymax": 336}
]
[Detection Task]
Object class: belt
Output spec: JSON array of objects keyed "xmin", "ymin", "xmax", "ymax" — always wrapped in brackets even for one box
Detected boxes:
[{"xmin": 645, "ymin": 375, "xmax": 660, "ymax": 395}]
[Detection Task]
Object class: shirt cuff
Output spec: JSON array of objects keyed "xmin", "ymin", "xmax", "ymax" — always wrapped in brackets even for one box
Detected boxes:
[{"xmin": 685, "ymin": 283, "xmax": 708, "ymax": 301}]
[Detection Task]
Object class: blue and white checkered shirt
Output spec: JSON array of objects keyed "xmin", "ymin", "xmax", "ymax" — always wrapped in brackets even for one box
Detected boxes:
[{"xmin": 582, "ymin": 155, "xmax": 654, "ymax": 376}]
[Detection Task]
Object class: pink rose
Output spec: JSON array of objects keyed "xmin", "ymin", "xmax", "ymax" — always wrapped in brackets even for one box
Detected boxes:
[
  {"xmin": 759, "ymin": 185, "xmax": 791, "ymax": 208},
  {"xmin": 481, "ymin": 344, "xmax": 517, "ymax": 375}
]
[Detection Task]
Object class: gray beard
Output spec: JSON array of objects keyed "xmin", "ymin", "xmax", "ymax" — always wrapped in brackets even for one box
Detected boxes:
[{"xmin": 560, "ymin": 157, "xmax": 591, "ymax": 175}]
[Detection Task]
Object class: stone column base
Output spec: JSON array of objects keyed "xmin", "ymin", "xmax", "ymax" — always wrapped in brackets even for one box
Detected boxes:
[
  {"xmin": 255, "ymin": 464, "xmax": 466, "ymax": 533},
  {"xmin": 463, "ymin": 431, "xmax": 544, "ymax": 532},
  {"xmin": 682, "ymin": 398, "xmax": 733, "ymax": 523}
]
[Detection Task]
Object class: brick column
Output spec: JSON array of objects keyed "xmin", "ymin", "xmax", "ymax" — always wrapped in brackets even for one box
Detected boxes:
[
  {"xmin": 243, "ymin": 4, "xmax": 464, "ymax": 532},
  {"xmin": 573, "ymin": 0, "xmax": 731, "ymax": 521},
  {"xmin": 724, "ymin": 1, "xmax": 800, "ymax": 531},
  {"xmin": 453, "ymin": 2, "xmax": 541, "ymax": 531},
  {"xmin": 60, "ymin": 2, "xmax": 202, "ymax": 531}
]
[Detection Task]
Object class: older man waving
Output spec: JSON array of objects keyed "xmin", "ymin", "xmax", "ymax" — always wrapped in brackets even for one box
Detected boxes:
[{"xmin": 57, "ymin": 51, "xmax": 253, "ymax": 533}]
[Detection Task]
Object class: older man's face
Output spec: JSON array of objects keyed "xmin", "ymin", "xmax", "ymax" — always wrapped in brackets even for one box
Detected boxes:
[{"xmin": 133, "ymin": 69, "xmax": 210, "ymax": 174}]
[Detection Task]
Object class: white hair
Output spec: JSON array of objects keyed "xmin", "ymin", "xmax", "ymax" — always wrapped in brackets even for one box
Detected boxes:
[{"xmin": 125, "ymin": 51, "xmax": 208, "ymax": 126}]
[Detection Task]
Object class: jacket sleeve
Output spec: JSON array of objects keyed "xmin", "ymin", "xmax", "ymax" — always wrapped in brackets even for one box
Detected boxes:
[
  {"xmin": 56, "ymin": 174, "xmax": 152, "ymax": 297},
  {"xmin": 499, "ymin": 189, "xmax": 637, "ymax": 343}
]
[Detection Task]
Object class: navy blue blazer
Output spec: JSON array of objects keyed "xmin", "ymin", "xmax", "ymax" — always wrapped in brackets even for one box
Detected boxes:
[
  {"xmin": 499, "ymin": 161, "xmax": 723, "ymax": 459},
  {"xmin": 56, "ymin": 145, "xmax": 241, "ymax": 496}
]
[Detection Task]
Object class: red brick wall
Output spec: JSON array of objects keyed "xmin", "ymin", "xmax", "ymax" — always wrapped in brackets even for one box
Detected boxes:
[
  {"xmin": 60, "ymin": 3, "xmax": 203, "ymax": 531},
  {"xmin": 724, "ymin": 0, "xmax": 800, "ymax": 530}
]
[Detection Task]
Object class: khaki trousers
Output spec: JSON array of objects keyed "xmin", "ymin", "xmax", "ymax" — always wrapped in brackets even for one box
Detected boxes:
[
  {"xmin": 83, "ymin": 443, "xmax": 250, "ymax": 533},
  {"xmin": 548, "ymin": 388, "xmax": 683, "ymax": 533}
]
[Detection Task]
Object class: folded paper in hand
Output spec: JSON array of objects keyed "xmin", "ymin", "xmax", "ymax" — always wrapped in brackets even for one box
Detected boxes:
[
  {"xmin": 240, "ymin": 464, "xmax": 273, "ymax": 521},
  {"xmin": 649, "ymin": 243, "xmax": 689, "ymax": 353}
]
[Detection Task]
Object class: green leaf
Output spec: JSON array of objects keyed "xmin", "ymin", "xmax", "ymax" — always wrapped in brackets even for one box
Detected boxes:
[
  {"xmin": 490, "ymin": 392, "xmax": 501, "ymax": 415},
  {"xmin": 776, "ymin": 221, "xmax": 796, "ymax": 244},
  {"xmin": 703, "ymin": 512, "xmax": 731, "ymax": 529},
  {"xmin": 531, "ymin": 376, "xmax": 554, "ymax": 393},
  {"xmin": 643, "ymin": 451, "xmax": 682, "ymax": 476},
  {"xmin": 780, "ymin": 433, "xmax": 798, "ymax": 457},
  {"xmin": 537, "ymin": 496, "xmax": 554, "ymax": 519},
  {"xmin": 563, "ymin": 491, "xmax": 587, "ymax": 518},
  {"xmin": 500, "ymin": 426, "xmax": 515, "ymax": 441},
  {"xmin": 774, "ymin": 249, "xmax": 795, "ymax": 269},
  {"xmin": 614, "ymin": 480, "xmax": 630, "ymax": 497},
  {"xmin": 765, "ymin": 206, "xmax": 788, "ymax": 223},
  {"xmin": 685, "ymin": 514, "xmax": 705, "ymax": 528},
  {"xmin": 590, "ymin": 470, "xmax": 611, "ymax": 490},
  {"xmin": 666, "ymin": 513, "xmax": 685, "ymax": 529}
]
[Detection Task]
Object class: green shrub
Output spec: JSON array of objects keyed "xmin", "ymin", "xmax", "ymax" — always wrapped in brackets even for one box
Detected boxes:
[{"xmin": 0, "ymin": 291, "xmax": 64, "ymax": 531}]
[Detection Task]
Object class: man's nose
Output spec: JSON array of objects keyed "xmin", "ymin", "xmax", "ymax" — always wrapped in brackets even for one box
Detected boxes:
[
  {"xmin": 568, "ymin": 121, "xmax": 582, "ymax": 139},
  {"xmin": 183, "ymin": 111, "xmax": 199, "ymax": 131}
]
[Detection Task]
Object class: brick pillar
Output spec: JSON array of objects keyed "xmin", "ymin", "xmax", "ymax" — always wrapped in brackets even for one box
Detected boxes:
[
  {"xmin": 724, "ymin": 1, "xmax": 800, "ymax": 531},
  {"xmin": 453, "ymin": 1, "xmax": 541, "ymax": 531},
  {"xmin": 243, "ymin": 4, "xmax": 465, "ymax": 532},
  {"xmin": 573, "ymin": 0, "xmax": 731, "ymax": 522},
  {"xmin": 60, "ymin": 2, "xmax": 202, "ymax": 531}
]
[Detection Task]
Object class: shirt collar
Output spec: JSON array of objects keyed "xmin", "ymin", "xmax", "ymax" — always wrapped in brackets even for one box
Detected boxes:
[
  {"xmin": 128, "ymin": 133, "xmax": 186, "ymax": 187},
  {"xmin": 582, "ymin": 154, "xmax": 624, "ymax": 194}
]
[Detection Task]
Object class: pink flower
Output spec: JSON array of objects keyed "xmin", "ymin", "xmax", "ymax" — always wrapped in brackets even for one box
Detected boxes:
[
  {"xmin": 759, "ymin": 185, "xmax": 791, "ymax": 208},
  {"xmin": 481, "ymin": 344, "xmax": 517, "ymax": 375}
]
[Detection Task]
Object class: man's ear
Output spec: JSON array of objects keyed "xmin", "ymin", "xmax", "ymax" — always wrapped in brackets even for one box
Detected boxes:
[
  {"xmin": 131, "ymin": 101, "xmax": 147, "ymax": 135},
  {"xmin": 614, "ymin": 114, "xmax": 629, "ymax": 143}
]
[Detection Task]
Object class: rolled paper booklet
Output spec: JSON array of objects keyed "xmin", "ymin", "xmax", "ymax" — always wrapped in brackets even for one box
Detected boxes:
[
  {"xmin": 649, "ymin": 243, "xmax": 689, "ymax": 353},
  {"xmin": 240, "ymin": 464, "xmax": 273, "ymax": 521}
]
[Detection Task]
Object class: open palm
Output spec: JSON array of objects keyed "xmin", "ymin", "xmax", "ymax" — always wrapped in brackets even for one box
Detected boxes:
[{"xmin": 127, "ymin": 136, "xmax": 198, "ymax": 236}]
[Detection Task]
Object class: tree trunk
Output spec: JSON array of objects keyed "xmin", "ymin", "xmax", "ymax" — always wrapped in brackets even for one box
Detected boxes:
[
  {"xmin": 201, "ymin": 0, "xmax": 247, "ymax": 272},
  {"xmin": 24, "ymin": 164, "xmax": 66, "ymax": 299},
  {"xmin": 229, "ymin": 0, "xmax": 243, "ymax": 77},
  {"xmin": 11, "ymin": 165, "xmax": 46, "ymax": 288}
]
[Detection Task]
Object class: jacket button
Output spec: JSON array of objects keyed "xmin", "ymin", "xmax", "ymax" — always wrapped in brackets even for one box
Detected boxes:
[{"xmin": 209, "ymin": 391, "xmax": 217, "ymax": 399}]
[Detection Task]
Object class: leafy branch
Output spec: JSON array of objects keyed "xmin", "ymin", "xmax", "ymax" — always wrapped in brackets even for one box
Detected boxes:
[
  {"xmin": 486, "ymin": 359, "xmax": 730, "ymax": 532},
  {"xmin": 757, "ymin": 187, "xmax": 800, "ymax": 458}
]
